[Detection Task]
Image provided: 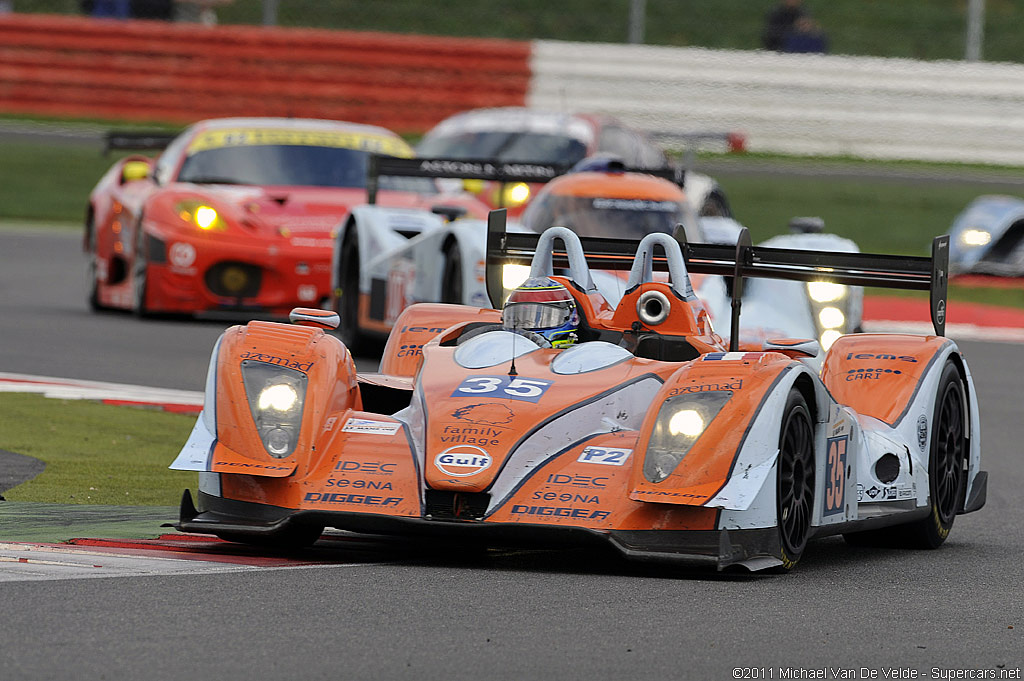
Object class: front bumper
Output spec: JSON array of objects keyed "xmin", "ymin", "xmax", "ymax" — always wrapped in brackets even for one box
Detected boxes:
[
  {"xmin": 177, "ymin": 490, "xmax": 783, "ymax": 571},
  {"xmin": 146, "ymin": 230, "xmax": 332, "ymax": 314}
]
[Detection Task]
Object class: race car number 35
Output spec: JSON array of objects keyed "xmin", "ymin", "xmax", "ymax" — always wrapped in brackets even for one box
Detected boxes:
[{"xmin": 451, "ymin": 376, "xmax": 553, "ymax": 402}]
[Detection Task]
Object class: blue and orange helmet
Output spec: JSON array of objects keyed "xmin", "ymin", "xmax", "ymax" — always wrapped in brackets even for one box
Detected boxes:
[{"xmin": 501, "ymin": 276, "xmax": 579, "ymax": 348}]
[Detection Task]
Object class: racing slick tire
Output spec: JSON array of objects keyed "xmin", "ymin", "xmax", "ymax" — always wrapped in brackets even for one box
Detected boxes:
[
  {"xmin": 215, "ymin": 524, "xmax": 325, "ymax": 551},
  {"xmin": 441, "ymin": 241, "xmax": 463, "ymax": 304},
  {"xmin": 131, "ymin": 246, "xmax": 152, "ymax": 318},
  {"xmin": 774, "ymin": 388, "xmax": 815, "ymax": 572},
  {"xmin": 335, "ymin": 230, "xmax": 370, "ymax": 354},
  {"xmin": 844, "ymin": 360, "xmax": 967, "ymax": 549}
]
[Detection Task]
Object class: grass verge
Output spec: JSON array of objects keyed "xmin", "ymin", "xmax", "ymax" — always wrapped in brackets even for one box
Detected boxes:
[{"xmin": 0, "ymin": 394, "xmax": 196, "ymax": 506}]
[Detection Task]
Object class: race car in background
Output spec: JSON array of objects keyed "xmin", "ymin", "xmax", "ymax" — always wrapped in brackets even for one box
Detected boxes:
[
  {"xmin": 947, "ymin": 194, "xmax": 1024, "ymax": 277},
  {"xmin": 330, "ymin": 155, "xmax": 722, "ymax": 350},
  {"xmin": 171, "ymin": 219, "xmax": 984, "ymax": 572},
  {"xmin": 85, "ymin": 117, "xmax": 485, "ymax": 317},
  {"xmin": 415, "ymin": 107, "xmax": 733, "ymax": 218},
  {"xmin": 696, "ymin": 217, "xmax": 864, "ymax": 355}
]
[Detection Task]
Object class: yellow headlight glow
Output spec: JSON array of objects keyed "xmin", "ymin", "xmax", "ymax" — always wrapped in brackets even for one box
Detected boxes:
[
  {"xmin": 194, "ymin": 206, "xmax": 219, "ymax": 230},
  {"xmin": 961, "ymin": 229, "xmax": 991, "ymax": 246},
  {"xmin": 258, "ymin": 384, "xmax": 298, "ymax": 412},
  {"xmin": 504, "ymin": 182, "xmax": 531, "ymax": 207},
  {"xmin": 807, "ymin": 281, "xmax": 846, "ymax": 303},
  {"xmin": 819, "ymin": 306, "xmax": 845, "ymax": 329},
  {"xmin": 668, "ymin": 409, "xmax": 705, "ymax": 437}
]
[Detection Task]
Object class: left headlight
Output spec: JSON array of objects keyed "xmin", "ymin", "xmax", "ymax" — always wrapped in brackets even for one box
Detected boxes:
[
  {"xmin": 501, "ymin": 182, "xmax": 531, "ymax": 208},
  {"xmin": 241, "ymin": 361, "xmax": 308, "ymax": 458},
  {"xmin": 960, "ymin": 228, "xmax": 991, "ymax": 247},
  {"xmin": 176, "ymin": 200, "xmax": 227, "ymax": 231},
  {"xmin": 643, "ymin": 390, "xmax": 733, "ymax": 483}
]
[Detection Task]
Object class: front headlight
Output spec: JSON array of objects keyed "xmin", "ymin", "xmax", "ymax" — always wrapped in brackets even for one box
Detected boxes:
[
  {"xmin": 807, "ymin": 281, "xmax": 846, "ymax": 303},
  {"xmin": 502, "ymin": 182, "xmax": 531, "ymax": 207},
  {"xmin": 819, "ymin": 329, "xmax": 842, "ymax": 351},
  {"xmin": 960, "ymin": 228, "xmax": 991, "ymax": 247},
  {"xmin": 818, "ymin": 306, "xmax": 845, "ymax": 329},
  {"xmin": 643, "ymin": 391, "xmax": 732, "ymax": 483},
  {"xmin": 176, "ymin": 200, "xmax": 227, "ymax": 231},
  {"xmin": 241, "ymin": 361, "xmax": 308, "ymax": 458}
]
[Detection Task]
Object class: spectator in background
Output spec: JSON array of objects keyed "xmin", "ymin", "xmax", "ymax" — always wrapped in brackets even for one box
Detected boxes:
[
  {"xmin": 783, "ymin": 16, "xmax": 828, "ymax": 54},
  {"xmin": 761, "ymin": 0, "xmax": 806, "ymax": 51}
]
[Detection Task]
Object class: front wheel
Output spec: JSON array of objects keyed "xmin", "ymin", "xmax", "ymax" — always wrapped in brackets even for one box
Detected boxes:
[
  {"xmin": 334, "ymin": 232, "xmax": 371, "ymax": 354},
  {"xmin": 775, "ymin": 388, "xmax": 815, "ymax": 571}
]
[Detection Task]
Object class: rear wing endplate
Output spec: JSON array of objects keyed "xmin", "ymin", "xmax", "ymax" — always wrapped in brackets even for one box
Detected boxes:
[
  {"xmin": 485, "ymin": 210, "xmax": 949, "ymax": 346},
  {"xmin": 103, "ymin": 130, "xmax": 178, "ymax": 156},
  {"xmin": 365, "ymin": 155, "xmax": 685, "ymax": 204}
]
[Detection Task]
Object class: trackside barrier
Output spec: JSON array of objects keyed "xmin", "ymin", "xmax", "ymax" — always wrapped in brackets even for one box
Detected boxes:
[{"xmin": 0, "ymin": 14, "xmax": 530, "ymax": 131}]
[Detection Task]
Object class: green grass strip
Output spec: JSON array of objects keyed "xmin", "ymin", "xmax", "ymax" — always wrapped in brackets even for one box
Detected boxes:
[{"xmin": 0, "ymin": 393, "xmax": 196, "ymax": 506}]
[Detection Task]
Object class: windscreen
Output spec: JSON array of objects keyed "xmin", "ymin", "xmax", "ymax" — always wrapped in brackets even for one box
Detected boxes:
[
  {"xmin": 417, "ymin": 131, "xmax": 588, "ymax": 165},
  {"xmin": 178, "ymin": 145, "xmax": 435, "ymax": 193},
  {"xmin": 522, "ymin": 194, "xmax": 684, "ymax": 239}
]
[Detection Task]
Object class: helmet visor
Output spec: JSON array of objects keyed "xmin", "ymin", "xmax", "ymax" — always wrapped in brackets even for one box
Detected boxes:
[{"xmin": 502, "ymin": 301, "xmax": 572, "ymax": 331}]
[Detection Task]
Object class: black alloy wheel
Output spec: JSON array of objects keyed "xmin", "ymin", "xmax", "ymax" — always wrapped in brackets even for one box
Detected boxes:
[{"xmin": 776, "ymin": 388, "xmax": 815, "ymax": 570}]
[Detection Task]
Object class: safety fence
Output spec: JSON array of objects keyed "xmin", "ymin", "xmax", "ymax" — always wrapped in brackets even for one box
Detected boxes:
[
  {"xmin": 0, "ymin": 13, "xmax": 530, "ymax": 133},
  {"xmin": 4, "ymin": 13, "xmax": 1024, "ymax": 165}
]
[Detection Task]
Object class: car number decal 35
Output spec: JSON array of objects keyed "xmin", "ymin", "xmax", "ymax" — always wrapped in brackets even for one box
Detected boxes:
[
  {"xmin": 451, "ymin": 376, "xmax": 552, "ymax": 403},
  {"xmin": 823, "ymin": 434, "xmax": 848, "ymax": 517}
]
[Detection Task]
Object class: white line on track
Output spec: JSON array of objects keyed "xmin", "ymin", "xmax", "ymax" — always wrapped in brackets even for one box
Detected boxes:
[{"xmin": 0, "ymin": 372, "xmax": 203, "ymax": 409}]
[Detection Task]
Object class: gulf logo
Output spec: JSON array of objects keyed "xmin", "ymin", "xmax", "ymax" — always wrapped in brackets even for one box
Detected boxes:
[{"xmin": 434, "ymin": 445, "xmax": 492, "ymax": 477}]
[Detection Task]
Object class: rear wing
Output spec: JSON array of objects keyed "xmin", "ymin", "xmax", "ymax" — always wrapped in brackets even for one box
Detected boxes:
[
  {"xmin": 485, "ymin": 209, "xmax": 949, "ymax": 350},
  {"xmin": 365, "ymin": 155, "xmax": 685, "ymax": 204},
  {"xmin": 103, "ymin": 130, "xmax": 178, "ymax": 156}
]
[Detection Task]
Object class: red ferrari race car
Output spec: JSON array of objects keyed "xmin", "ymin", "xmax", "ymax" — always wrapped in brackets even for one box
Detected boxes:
[{"xmin": 84, "ymin": 117, "xmax": 484, "ymax": 317}]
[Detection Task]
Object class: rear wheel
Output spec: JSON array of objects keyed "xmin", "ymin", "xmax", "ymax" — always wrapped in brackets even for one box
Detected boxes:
[
  {"xmin": 335, "ymin": 232, "xmax": 368, "ymax": 353},
  {"xmin": 441, "ymin": 242, "xmax": 463, "ymax": 304},
  {"xmin": 844, "ymin": 360, "xmax": 967, "ymax": 549},
  {"xmin": 776, "ymin": 388, "xmax": 815, "ymax": 571}
]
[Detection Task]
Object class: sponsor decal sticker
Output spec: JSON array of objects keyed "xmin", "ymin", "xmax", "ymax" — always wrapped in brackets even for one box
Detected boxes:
[
  {"xmin": 845, "ymin": 352, "xmax": 918, "ymax": 362},
  {"xmin": 333, "ymin": 460, "xmax": 396, "ymax": 475},
  {"xmin": 917, "ymin": 414, "xmax": 928, "ymax": 452},
  {"xmin": 577, "ymin": 446, "xmax": 631, "ymax": 466},
  {"xmin": 434, "ymin": 445, "xmax": 492, "ymax": 477},
  {"xmin": 545, "ymin": 473, "xmax": 608, "ymax": 488},
  {"xmin": 169, "ymin": 242, "xmax": 196, "ymax": 268},
  {"xmin": 668, "ymin": 380, "xmax": 741, "ymax": 396},
  {"xmin": 845, "ymin": 367, "xmax": 903, "ymax": 381},
  {"xmin": 530, "ymin": 491, "xmax": 600, "ymax": 504},
  {"xmin": 702, "ymin": 352, "xmax": 763, "ymax": 362},
  {"xmin": 451, "ymin": 376, "xmax": 552, "ymax": 402},
  {"xmin": 239, "ymin": 351, "xmax": 313, "ymax": 372},
  {"xmin": 510, "ymin": 505, "xmax": 610, "ymax": 520},
  {"xmin": 440, "ymin": 424, "xmax": 502, "ymax": 447},
  {"xmin": 397, "ymin": 344, "xmax": 423, "ymax": 358},
  {"xmin": 303, "ymin": 492, "xmax": 402, "ymax": 507},
  {"xmin": 325, "ymin": 478, "xmax": 393, "ymax": 490},
  {"xmin": 342, "ymin": 418, "xmax": 401, "ymax": 436},
  {"xmin": 451, "ymin": 403, "xmax": 514, "ymax": 427}
]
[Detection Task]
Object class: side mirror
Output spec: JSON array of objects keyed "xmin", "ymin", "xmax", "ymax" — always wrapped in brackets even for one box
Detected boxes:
[{"xmin": 121, "ymin": 161, "xmax": 150, "ymax": 184}]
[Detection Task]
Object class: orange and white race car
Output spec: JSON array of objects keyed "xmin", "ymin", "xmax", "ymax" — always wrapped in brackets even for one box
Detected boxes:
[{"xmin": 171, "ymin": 215, "xmax": 986, "ymax": 571}]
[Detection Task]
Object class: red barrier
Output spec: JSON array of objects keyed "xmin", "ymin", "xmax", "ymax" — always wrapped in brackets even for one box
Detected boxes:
[{"xmin": 0, "ymin": 14, "xmax": 531, "ymax": 132}]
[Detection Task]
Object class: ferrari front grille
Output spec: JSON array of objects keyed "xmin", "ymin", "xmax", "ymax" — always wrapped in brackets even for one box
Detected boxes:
[
  {"xmin": 425, "ymin": 490, "xmax": 490, "ymax": 520},
  {"xmin": 205, "ymin": 262, "xmax": 262, "ymax": 299}
]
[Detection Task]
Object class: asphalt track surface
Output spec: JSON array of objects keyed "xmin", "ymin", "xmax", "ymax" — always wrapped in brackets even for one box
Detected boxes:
[{"xmin": 1, "ymin": 227, "xmax": 1022, "ymax": 679}]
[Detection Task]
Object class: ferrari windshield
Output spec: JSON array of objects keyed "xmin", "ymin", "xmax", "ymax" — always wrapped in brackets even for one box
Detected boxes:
[
  {"xmin": 177, "ymin": 144, "xmax": 435, "ymax": 193},
  {"xmin": 522, "ymin": 194, "xmax": 685, "ymax": 239},
  {"xmin": 417, "ymin": 131, "xmax": 588, "ymax": 165}
]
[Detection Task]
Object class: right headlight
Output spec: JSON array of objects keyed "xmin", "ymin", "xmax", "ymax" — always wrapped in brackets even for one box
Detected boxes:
[
  {"xmin": 175, "ymin": 200, "xmax": 227, "ymax": 231},
  {"xmin": 643, "ymin": 390, "xmax": 733, "ymax": 483},
  {"xmin": 241, "ymin": 361, "xmax": 308, "ymax": 458}
]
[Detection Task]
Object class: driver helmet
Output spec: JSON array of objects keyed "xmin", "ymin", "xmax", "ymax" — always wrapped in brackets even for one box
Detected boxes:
[{"xmin": 501, "ymin": 276, "xmax": 579, "ymax": 348}]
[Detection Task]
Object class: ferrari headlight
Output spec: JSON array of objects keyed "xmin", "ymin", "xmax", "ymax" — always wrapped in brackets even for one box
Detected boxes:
[
  {"xmin": 960, "ymin": 228, "xmax": 991, "ymax": 247},
  {"xmin": 241, "ymin": 361, "xmax": 308, "ymax": 458},
  {"xmin": 502, "ymin": 182, "xmax": 531, "ymax": 207},
  {"xmin": 644, "ymin": 391, "xmax": 732, "ymax": 483},
  {"xmin": 818, "ymin": 306, "xmax": 845, "ymax": 329},
  {"xmin": 820, "ymin": 329, "xmax": 842, "ymax": 351},
  {"xmin": 176, "ymin": 200, "xmax": 226, "ymax": 231},
  {"xmin": 807, "ymin": 281, "xmax": 846, "ymax": 303}
]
